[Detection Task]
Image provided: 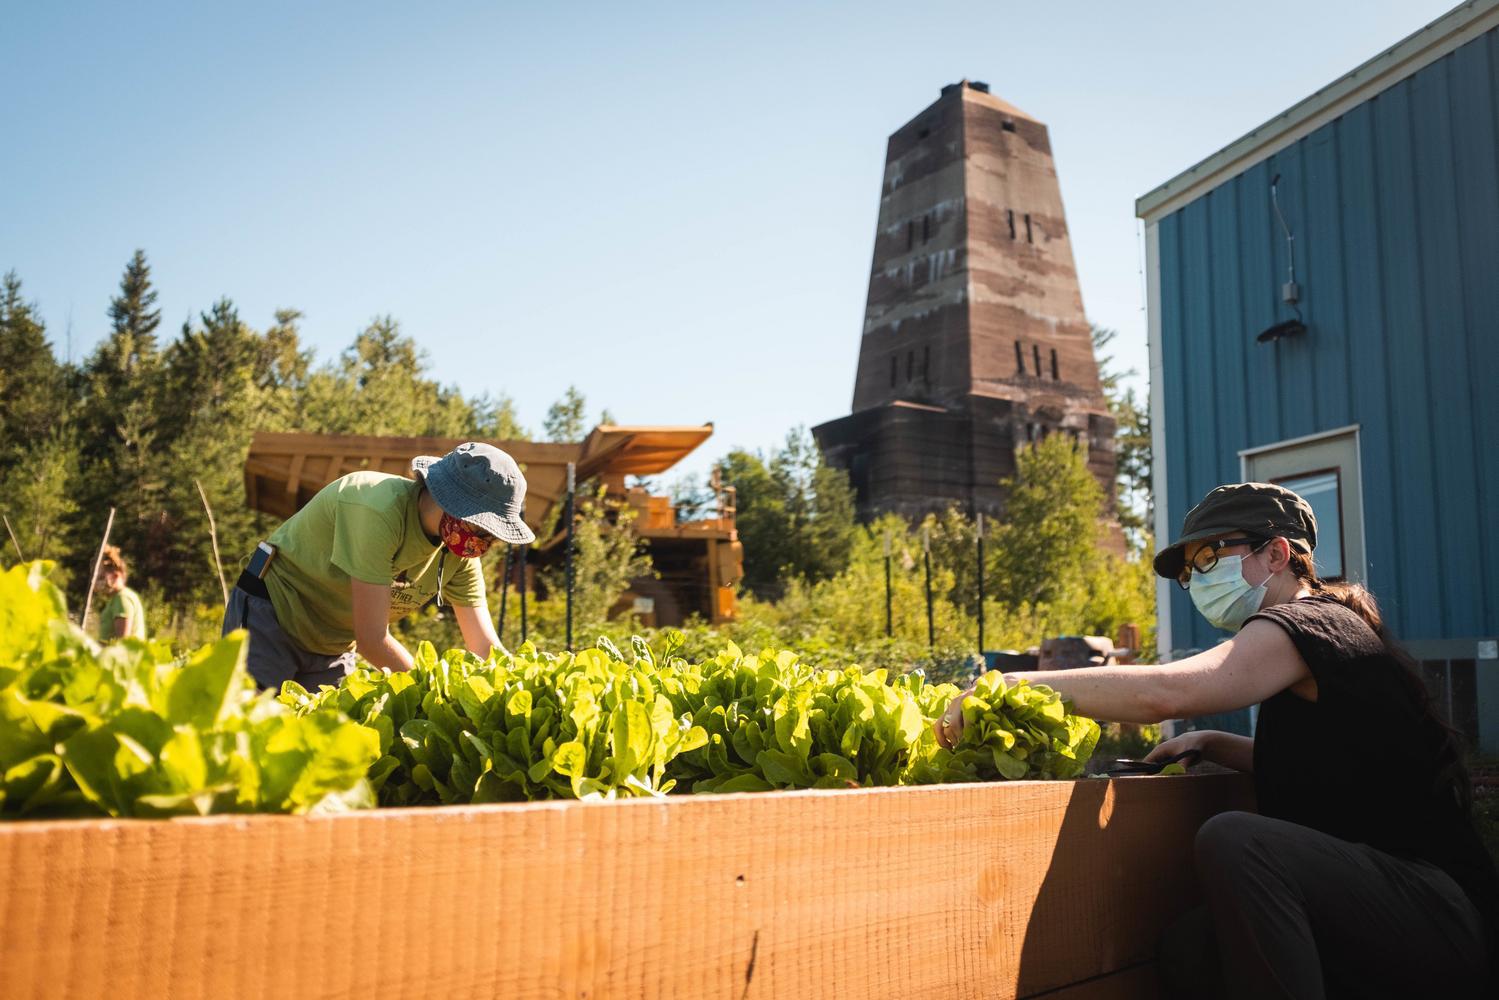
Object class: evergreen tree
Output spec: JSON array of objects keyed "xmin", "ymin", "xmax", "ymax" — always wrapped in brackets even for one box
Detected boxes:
[
  {"xmin": 71, "ymin": 253, "xmax": 168, "ymax": 597},
  {"xmin": 469, "ymin": 391, "xmax": 529, "ymax": 440},
  {"xmin": 989, "ymin": 433, "xmax": 1104, "ymax": 608},
  {"xmin": 769, "ymin": 427, "xmax": 856, "ymax": 583},
  {"xmin": 81, "ymin": 250, "xmax": 162, "ymax": 455},
  {"xmin": 255, "ymin": 309, "xmax": 313, "ymax": 429},
  {"xmin": 1091, "ymin": 325, "xmax": 1152, "ymax": 551},
  {"xmin": 0, "ymin": 273, "xmax": 76, "ymax": 569},
  {"xmin": 302, "ymin": 316, "xmax": 473, "ymax": 436},
  {"xmin": 107, "ymin": 250, "xmax": 162, "ymax": 358},
  {"xmin": 150, "ymin": 300, "xmax": 279, "ymax": 598},
  {"xmin": 543, "ymin": 385, "xmax": 588, "ymax": 442},
  {"xmin": 720, "ymin": 427, "xmax": 857, "ymax": 596},
  {"xmin": 2, "ymin": 431, "xmax": 81, "ymax": 566},
  {"xmin": 0, "ymin": 272, "xmax": 69, "ymax": 466}
]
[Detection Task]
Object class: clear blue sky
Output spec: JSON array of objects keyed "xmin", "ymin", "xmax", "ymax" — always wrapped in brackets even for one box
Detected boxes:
[{"xmin": 4, "ymin": 0, "xmax": 1457, "ymax": 483}]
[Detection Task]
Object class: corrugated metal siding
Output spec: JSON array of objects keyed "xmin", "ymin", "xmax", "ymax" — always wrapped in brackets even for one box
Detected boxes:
[{"xmin": 1158, "ymin": 26, "xmax": 1499, "ymax": 656}]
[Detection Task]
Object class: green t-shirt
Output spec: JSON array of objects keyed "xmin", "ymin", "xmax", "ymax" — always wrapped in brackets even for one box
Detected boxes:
[
  {"xmin": 264, "ymin": 472, "xmax": 485, "ymax": 655},
  {"xmin": 98, "ymin": 586, "xmax": 147, "ymax": 642}
]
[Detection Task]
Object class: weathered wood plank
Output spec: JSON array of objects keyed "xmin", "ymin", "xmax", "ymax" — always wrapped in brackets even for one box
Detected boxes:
[{"xmin": 0, "ymin": 774, "xmax": 1251, "ymax": 1000}]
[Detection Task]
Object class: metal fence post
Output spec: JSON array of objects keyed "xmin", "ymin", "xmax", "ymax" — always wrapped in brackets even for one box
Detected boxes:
[
  {"xmin": 922, "ymin": 524, "xmax": 934, "ymax": 649},
  {"xmin": 498, "ymin": 545, "xmax": 513, "ymax": 645},
  {"xmin": 518, "ymin": 504, "xmax": 529, "ymax": 643},
  {"xmin": 883, "ymin": 532, "xmax": 893, "ymax": 638},
  {"xmin": 976, "ymin": 511, "xmax": 986, "ymax": 660},
  {"xmin": 565, "ymin": 462, "xmax": 576, "ymax": 652}
]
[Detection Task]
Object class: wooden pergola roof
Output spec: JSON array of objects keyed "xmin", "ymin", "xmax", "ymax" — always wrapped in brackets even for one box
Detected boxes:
[{"xmin": 244, "ymin": 425, "xmax": 714, "ymax": 530}]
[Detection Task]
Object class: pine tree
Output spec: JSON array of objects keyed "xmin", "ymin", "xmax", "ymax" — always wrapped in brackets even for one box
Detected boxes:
[
  {"xmin": 0, "ymin": 273, "xmax": 76, "ymax": 569},
  {"xmin": 543, "ymin": 385, "xmax": 588, "ymax": 442},
  {"xmin": 0, "ymin": 272, "xmax": 69, "ymax": 465},
  {"xmin": 990, "ymin": 433, "xmax": 1104, "ymax": 608},
  {"xmin": 107, "ymin": 250, "xmax": 162, "ymax": 359},
  {"xmin": 720, "ymin": 427, "xmax": 858, "ymax": 596},
  {"xmin": 1091, "ymin": 324, "xmax": 1152, "ymax": 551},
  {"xmin": 82, "ymin": 250, "xmax": 162, "ymax": 450},
  {"xmin": 469, "ymin": 392, "xmax": 529, "ymax": 440},
  {"xmin": 302, "ymin": 316, "xmax": 473, "ymax": 437},
  {"xmin": 70, "ymin": 252, "xmax": 169, "ymax": 594}
]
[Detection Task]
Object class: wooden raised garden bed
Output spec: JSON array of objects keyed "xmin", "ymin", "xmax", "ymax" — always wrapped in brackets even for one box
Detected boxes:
[{"xmin": 0, "ymin": 773, "xmax": 1252, "ymax": 1000}]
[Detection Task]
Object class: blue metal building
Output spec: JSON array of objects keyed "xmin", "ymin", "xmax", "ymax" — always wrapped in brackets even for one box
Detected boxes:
[{"xmin": 1137, "ymin": 0, "xmax": 1499, "ymax": 748}]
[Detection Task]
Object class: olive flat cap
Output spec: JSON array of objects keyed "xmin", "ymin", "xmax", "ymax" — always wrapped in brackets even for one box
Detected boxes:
[{"xmin": 1153, "ymin": 482, "xmax": 1317, "ymax": 579}]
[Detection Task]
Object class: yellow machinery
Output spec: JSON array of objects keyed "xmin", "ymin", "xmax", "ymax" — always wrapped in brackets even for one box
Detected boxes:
[{"xmin": 243, "ymin": 426, "xmax": 743, "ymax": 624}]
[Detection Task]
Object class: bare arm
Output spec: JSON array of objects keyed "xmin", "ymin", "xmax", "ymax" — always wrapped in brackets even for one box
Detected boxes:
[
  {"xmin": 453, "ymin": 603, "xmax": 501, "ymax": 661},
  {"xmin": 110, "ymin": 615, "xmax": 129, "ymax": 639},
  {"xmin": 936, "ymin": 619, "xmax": 1312, "ymax": 748},
  {"xmin": 350, "ymin": 579, "xmax": 414, "ymax": 671},
  {"xmin": 1005, "ymin": 620, "xmax": 1311, "ymax": 723}
]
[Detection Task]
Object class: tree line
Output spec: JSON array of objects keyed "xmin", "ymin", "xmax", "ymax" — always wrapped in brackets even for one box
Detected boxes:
[
  {"xmin": 1, "ymin": 249, "xmax": 1152, "ymax": 654},
  {"xmin": 0, "ymin": 252, "xmax": 600, "ymax": 625}
]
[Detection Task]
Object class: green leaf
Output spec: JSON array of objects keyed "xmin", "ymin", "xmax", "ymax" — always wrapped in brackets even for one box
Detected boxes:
[
  {"xmin": 551, "ymin": 741, "xmax": 586, "ymax": 778},
  {"xmin": 161, "ymin": 633, "xmax": 246, "ymax": 730}
]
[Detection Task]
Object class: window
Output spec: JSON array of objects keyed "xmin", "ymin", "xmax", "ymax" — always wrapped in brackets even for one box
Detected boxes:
[
  {"xmin": 922, "ymin": 345, "xmax": 930, "ymax": 381},
  {"xmin": 1273, "ymin": 470, "xmax": 1344, "ymax": 579},
  {"xmin": 1002, "ymin": 119, "xmax": 1016, "ymax": 133},
  {"xmin": 906, "ymin": 221, "xmax": 914, "ymax": 251},
  {"xmin": 1032, "ymin": 344, "xmax": 1042, "ymax": 377},
  {"xmin": 1025, "ymin": 213, "xmax": 1033, "ymax": 243},
  {"xmin": 922, "ymin": 214, "xmax": 931, "ymax": 243},
  {"xmin": 1014, "ymin": 340, "xmax": 1025, "ymax": 373},
  {"xmin": 918, "ymin": 127, "xmax": 930, "ymax": 140},
  {"xmin": 1007, "ymin": 210, "xmax": 1016, "ymax": 240},
  {"xmin": 1241, "ymin": 427, "xmax": 1364, "ymax": 583},
  {"xmin": 1050, "ymin": 348, "xmax": 1059, "ymax": 380}
]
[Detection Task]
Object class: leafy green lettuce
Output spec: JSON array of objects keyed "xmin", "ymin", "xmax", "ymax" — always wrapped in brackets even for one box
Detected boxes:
[
  {"xmin": 283, "ymin": 630, "xmax": 1101, "ymax": 803},
  {"xmin": 0, "ymin": 562, "xmax": 378, "ymax": 819}
]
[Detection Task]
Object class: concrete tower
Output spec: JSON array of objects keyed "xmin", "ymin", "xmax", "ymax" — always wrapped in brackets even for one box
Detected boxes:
[{"xmin": 814, "ymin": 81, "xmax": 1116, "ymax": 524}]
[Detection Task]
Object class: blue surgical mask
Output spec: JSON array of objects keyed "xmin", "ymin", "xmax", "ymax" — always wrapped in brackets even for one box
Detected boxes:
[{"xmin": 1188, "ymin": 555, "xmax": 1268, "ymax": 632}]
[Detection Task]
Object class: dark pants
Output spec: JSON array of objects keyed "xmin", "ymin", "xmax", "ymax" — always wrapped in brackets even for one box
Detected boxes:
[
  {"xmin": 222, "ymin": 585, "xmax": 356, "ymax": 692},
  {"xmin": 1159, "ymin": 811, "xmax": 1489, "ymax": 999}
]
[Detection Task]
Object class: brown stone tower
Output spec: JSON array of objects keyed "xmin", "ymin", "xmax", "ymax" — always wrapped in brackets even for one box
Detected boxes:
[{"xmin": 814, "ymin": 81, "xmax": 1116, "ymax": 523}]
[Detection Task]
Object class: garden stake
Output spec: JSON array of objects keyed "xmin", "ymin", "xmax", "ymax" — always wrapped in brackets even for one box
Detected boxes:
[
  {"xmin": 922, "ymin": 523, "xmax": 934, "ymax": 649},
  {"xmin": 194, "ymin": 479, "xmax": 229, "ymax": 606},
  {"xmin": 518, "ymin": 506, "xmax": 529, "ymax": 643},
  {"xmin": 883, "ymin": 532, "xmax": 893, "ymax": 638},
  {"xmin": 565, "ymin": 462, "xmax": 576, "ymax": 652},
  {"xmin": 498, "ymin": 544, "xmax": 513, "ymax": 644},
  {"xmin": 2, "ymin": 513, "xmax": 24, "ymax": 562},
  {"xmin": 79, "ymin": 506, "xmax": 116, "ymax": 632},
  {"xmin": 976, "ymin": 512, "xmax": 986, "ymax": 658}
]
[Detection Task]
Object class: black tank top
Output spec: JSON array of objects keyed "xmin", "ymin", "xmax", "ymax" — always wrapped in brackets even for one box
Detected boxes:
[{"xmin": 1248, "ymin": 595, "xmax": 1499, "ymax": 951}]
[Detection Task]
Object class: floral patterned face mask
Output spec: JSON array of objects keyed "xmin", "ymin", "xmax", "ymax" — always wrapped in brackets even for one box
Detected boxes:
[{"xmin": 438, "ymin": 513, "xmax": 494, "ymax": 558}]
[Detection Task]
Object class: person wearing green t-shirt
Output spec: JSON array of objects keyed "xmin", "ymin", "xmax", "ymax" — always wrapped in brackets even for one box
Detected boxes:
[
  {"xmin": 222, "ymin": 442, "xmax": 536, "ymax": 691},
  {"xmin": 95, "ymin": 544, "xmax": 148, "ymax": 642}
]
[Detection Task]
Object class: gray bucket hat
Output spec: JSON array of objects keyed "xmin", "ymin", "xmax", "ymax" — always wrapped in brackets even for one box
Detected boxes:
[{"xmin": 411, "ymin": 442, "xmax": 536, "ymax": 545}]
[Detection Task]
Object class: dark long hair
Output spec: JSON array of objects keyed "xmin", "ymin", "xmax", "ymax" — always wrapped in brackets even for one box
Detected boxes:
[{"xmin": 1286, "ymin": 549, "xmax": 1472, "ymax": 813}]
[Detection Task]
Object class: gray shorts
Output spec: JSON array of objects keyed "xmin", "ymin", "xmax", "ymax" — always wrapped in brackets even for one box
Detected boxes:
[{"xmin": 222, "ymin": 586, "xmax": 356, "ymax": 692}]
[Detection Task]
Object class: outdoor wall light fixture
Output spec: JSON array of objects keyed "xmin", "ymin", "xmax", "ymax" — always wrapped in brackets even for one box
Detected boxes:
[{"xmin": 1257, "ymin": 173, "xmax": 1308, "ymax": 344}]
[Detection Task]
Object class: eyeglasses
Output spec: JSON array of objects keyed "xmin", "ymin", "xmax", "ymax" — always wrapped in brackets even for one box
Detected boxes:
[{"xmin": 1176, "ymin": 537, "xmax": 1269, "ymax": 590}]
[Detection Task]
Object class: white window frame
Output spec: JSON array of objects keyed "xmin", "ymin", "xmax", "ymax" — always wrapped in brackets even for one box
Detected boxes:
[{"xmin": 1239, "ymin": 424, "xmax": 1368, "ymax": 585}]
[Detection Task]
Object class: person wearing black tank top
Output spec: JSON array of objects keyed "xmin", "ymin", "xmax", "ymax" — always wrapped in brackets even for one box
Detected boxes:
[{"xmin": 934, "ymin": 482, "xmax": 1496, "ymax": 998}]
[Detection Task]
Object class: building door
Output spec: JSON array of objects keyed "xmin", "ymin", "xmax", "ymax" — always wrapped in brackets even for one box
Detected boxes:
[{"xmin": 1240, "ymin": 426, "xmax": 1365, "ymax": 584}]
